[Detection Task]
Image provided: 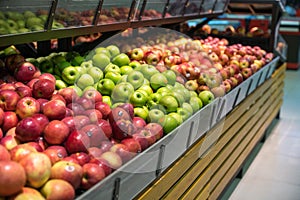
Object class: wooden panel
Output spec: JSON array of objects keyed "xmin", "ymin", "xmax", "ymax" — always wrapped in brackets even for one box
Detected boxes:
[
  {"xmin": 135, "ymin": 64, "xmax": 286, "ymax": 200},
  {"xmin": 195, "ymin": 183, "xmax": 210, "ymax": 200}
]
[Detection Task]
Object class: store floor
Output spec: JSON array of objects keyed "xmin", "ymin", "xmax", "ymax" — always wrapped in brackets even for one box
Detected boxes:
[{"xmin": 220, "ymin": 67, "xmax": 300, "ymax": 200}]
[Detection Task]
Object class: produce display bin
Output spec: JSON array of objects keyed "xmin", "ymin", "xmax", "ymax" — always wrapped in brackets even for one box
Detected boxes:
[{"xmin": 0, "ymin": 0, "xmax": 285, "ymax": 200}]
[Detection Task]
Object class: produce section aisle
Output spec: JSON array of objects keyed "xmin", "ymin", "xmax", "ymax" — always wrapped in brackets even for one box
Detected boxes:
[{"xmin": 227, "ymin": 68, "xmax": 300, "ymax": 200}]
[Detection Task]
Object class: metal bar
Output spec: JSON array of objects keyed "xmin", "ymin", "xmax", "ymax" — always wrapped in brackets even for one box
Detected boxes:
[
  {"xmin": 45, "ymin": 0, "xmax": 58, "ymax": 31},
  {"xmin": 128, "ymin": 0, "xmax": 138, "ymax": 21},
  {"xmin": 112, "ymin": 178, "xmax": 121, "ymax": 200},
  {"xmin": 211, "ymin": 0, "xmax": 218, "ymax": 12},
  {"xmin": 182, "ymin": 0, "xmax": 190, "ymax": 16},
  {"xmin": 186, "ymin": 121, "xmax": 195, "ymax": 149},
  {"xmin": 138, "ymin": 0, "xmax": 148, "ymax": 20},
  {"xmin": 198, "ymin": 0, "xmax": 205, "ymax": 14},
  {"xmin": 92, "ymin": 0, "xmax": 104, "ymax": 26},
  {"xmin": 162, "ymin": 0, "xmax": 171, "ymax": 18},
  {"xmin": 156, "ymin": 144, "xmax": 165, "ymax": 176}
]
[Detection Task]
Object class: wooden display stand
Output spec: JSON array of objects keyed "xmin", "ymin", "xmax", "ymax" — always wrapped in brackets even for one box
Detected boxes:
[{"xmin": 135, "ymin": 63, "xmax": 286, "ymax": 200}]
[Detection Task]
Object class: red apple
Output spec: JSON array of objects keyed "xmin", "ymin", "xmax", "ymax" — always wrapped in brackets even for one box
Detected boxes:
[
  {"xmin": 99, "ymin": 151, "xmax": 122, "ymax": 170},
  {"xmin": 67, "ymin": 102, "xmax": 85, "ymax": 115},
  {"xmin": 32, "ymin": 79, "xmax": 55, "ymax": 99},
  {"xmin": 0, "ymin": 160, "xmax": 26, "ymax": 196},
  {"xmin": 111, "ymin": 119, "xmax": 136, "ymax": 140},
  {"xmin": 26, "ymin": 78, "xmax": 39, "ymax": 89},
  {"xmin": 95, "ymin": 101, "xmax": 111, "ymax": 119},
  {"xmin": 19, "ymin": 152, "xmax": 52, "ymax": 188},
  {"xmin": 50, "ymin": 160, "xmax": 83, "ymax": 189},
  {"xmin": 241, "ymin": 68, "xmax": 253, "ymax": 79},
  {"xmin": 132, "ymin": 129, "xmax": 155, "ymax": 150},
  {"xmin": 70, "ymin": 152, "xmax": 90, "ymax": 166},
  {"xmin": 40, "ymin": 179, "xmax": 75, "ymax": 200},
  {"xmin": 132, "ymin": 116, "xmax": 147, "ymax": 130},
  {"xmin": 88, "ymin": 147, "xmax": 103, "ymax": 159},
  {"xmin": 97, "ymin": 119, "xmax": 112, "ymax": 139},
  {"xmin": 42, "ymin": 99, "xmax": 67, "ymax": 120},
  {"xmin": 211, "ymin": 86, "xmax": 226, "ymax": 97},
  {"xmin": 0, "ymin": 107, "xmax": 4, "ymax": 127},
  {"xmin": 121, "ymin": 138, "xmax": 142, "ymax": 154},
  {"xmin": 38, "ymin": 73, "xmax": 56, "ymax": 84},
  {"xmin": 76, "ymin": 97, "xmax": 93, "ymax": 110},
  {"xmin": 58, "ymin": 87, "xmax": 79, "ymax": 105},
  {"xmin": 84, "ymin": 109, "xmax": 103, "ymax": 123},
  {"xmin": 110, "ymin": 143, "xmax": 134, "ymax": 163},
  {"xmin": 15, "ymin": 117, "xmax": 42, "ymax": 143},
  {"xmin": 36, "ymin": 98, "xmax": 48, "ymax": 111},
  {"xmin": 5, "ymin": 54, "xmax": 25, "ymax": 74},
  {"xmin": 82, "ymin": 89, "xmax": 102, "ymax": 104},
  {"xmin": 81, "ymin": 124, "xmax": 106, "ymax": 147},
  {"xmin": 62, "ymin": 156, "xmax": 80, "ymax": 164},
  {"xmin": 43, "ymin": 120, "xmax": 70, "ymax": 145},
  {"xmin": 14, "ymin": 62, "xmax": 37, "ymax": 83},
  {"xmin": 0, "ymin": 135, "xmax": 19, "ymax": 151},
  {"xmin": 81, "ymin": 163, "xmax": 106, "ymax": 190},
  {"xmin": 31, "ymin": 113, "xmax": 49, "ymax": 130},
  {"xmin": 116, "ymin": 103, "xmax": 134, "ymax": 119},
  {"xmin": 43, "ymin": 145, "xmax": 68, "ymax": 165},
  {"xmin": 89, "ymin": 157, "xmax": 112, "ymax": 176},
  {"xmin": 0, "ymin": 83, "xmax": 16, "ymax": 90},
  {"xmin": 0, "ymin": 144, "xmax": 10, "ymax": 161},
  {"xmin": 25, "ymin": 141, "xmax": 43, "ymax": 152},
  {"xmin": 15, "ymin": 97, "xmax": 40, "ymax": 119},
  {"xmin": 65, "ymin": 130, "xmax": 90, "ymax": 154},
  {"xmin": 15, "ymin": 86, "xmax": 32, "ymax": 98},
  {"xmin": 0, "ymin": 90, "xmax": 20, "ymax": 111},
  {"xmin": 50, "ymin": 93, "xmax": 67, "ymax": 105},
  {"xmin": 144, "ymin": 123, "xmax": 163, "ymax": 141}
]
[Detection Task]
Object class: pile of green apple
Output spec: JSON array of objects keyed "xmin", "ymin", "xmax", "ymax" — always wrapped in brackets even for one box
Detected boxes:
[{"xmin": 0, "ymin": 10, "xmax": 64, "ymax": 35}]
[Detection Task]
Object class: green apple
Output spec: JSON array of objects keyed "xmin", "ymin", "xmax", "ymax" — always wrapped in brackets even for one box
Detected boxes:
[
  {"xmin": 104, "ymin": 63, "xmax": 121, "ymax": 74},
  {"xmin": 55, "ymin": 80, "xmax": 68, "ymax": 90},
  {"xmin": 177, "ymin": 107, "xmax": 191, "ymax": 121},
  {"xmin": 97, "ymin": 78, "xmax": 115, "ymax": 96},
  {"xmin": 139, "ymin": 64, "xmax": 159, "ymax": 80},
  {"xmin": 112, "ymin": 53, "xmax": 130, "ymax": 67},
  {"xmin": 26, "ymin": 17, "xmax": 43, "ymax": 28},
  {"xmin": 159, "ymin": 115, "xmax": 178, "ymax": 134},
  {"xmin": 117, "ymin": 75, "xmax": 128, "ymax": 84},
  {"xmin": 54, "ymin": 75, "xmax": 61, "ymax": 80},
  {"xmin": 105, "ymin": 71, "xmax": 122, "ymax": 84},
  {"xmin": 150, "ymin": 73, "xmax": 168, "ymax": 91},
  {"xmin": 129, "ymin": 61, "xmax": 142, "ymax": 71},
  {"xmin": 106, "ymin": 45, "xmax": 120, "ymax": 58},
  {"xmin": 172, "ymin": 91, "xmax": 185, "ymax": 107},
  {"xmin": 168, "ymin": 112, "xmax": 183, "ymax": 125},
  {"xmin": 102, "ymin": 96, "xmax": 112, "ymax": 107},
  {"xmin": 24, "ymin": 11, "xmax": 36, "ymax": 18},
  {"xmin": 134, "ymin": 107, "xmax": 148, "ymax": 120},
  {"xmin": 76, "ymin": 74, "xmax": 95, "ymax": 90},
  {"xmin": 80, "ymin": 60, "xmax": 94, "ymax": 69},
  {"xmin": 137, "ymin": 84, "xmax": 153, "ymax": 96},
  {"xmin": 61, "ymin": 66, "xmax": 80, "ymax": 85},
  {"xmin": 189, "ymin": 96, "xmax": 203, "ymax": 113},
  {"xmin": 129, "ymin": 90, "xmax": 148, "ymax": 107},
  {"xmin": 51, "ymin": 54, "xmax": 66, "ymax": 65},
  {"xmin": 182, "ymin": 102, "xmax": 194, "ymax": 116},
  {"xmin": 198, "ymin": 90, "xmax": 215, "ymax": 106},
  {"xmin": 147, "ymin": 109, "xmax": 165, "ymax": 123},
  {"xmin": 87, "ymin": 67, "xmax": 103, "ymax": 83},
  {"xmin": 162, "ymin": 70, "xmax": 177, "ymax": 86},
  {"xmin": 156, "ymin": 86, "xmax": 172, "ymax": 97},
  {"xmin": 39, "ymin": 59, "xmax": 54, "ymax": 74},
  {"xmin": 190, "ymin": 91, "xmax": 198, "ymax": 97},
  {"xmin": 74, "ymin": 66, "xmax": 86, "ymax": 75},
  {"xmin": 159, "ymin": 95, "xmax": 179, "ymax": 113},
  {"xmin": 92, "ymin": 53, "xmax": 110, "ymax": 70},
  {"xmin": 120, "ymin": 65, "xmax": 133, "ymax": 75},
  {"xmin": 174, "ymin": 82, "xmax": 186, "ymax": 90},
  {"xmin": 143, "ymin": 78, "xmax": 150, "ymax": 85},
  {"xmin": 94, "ymin": 47, "xmax": 111, "ymax": 57},
  {"xmin": 26, "ymin": 58, "xmax": 39, "ymax": 68},
  {"xmin": 126, "ymin": 70, "xmax": 144, "ymax": 90},
  {"xmin": 149, "ymin": 93, "xmax": 162, "ymax": 104},
  {"xmin": 177, "ymin": 88, "xmax": 191, "ymax": 102},
  {"xmin": 71, "ymin": 56, "xmax": 84, "ymax": 66},
  {"xmin": 57, "ymin": 61, "xmax": 72, "ymax": 75},
  {"xmin": 83, "ymin": 85, "xmax": 96, "ymax": 92},
  {"xmin": 111, "ymin": 82, "xmax": 134, "ymax": 103}
]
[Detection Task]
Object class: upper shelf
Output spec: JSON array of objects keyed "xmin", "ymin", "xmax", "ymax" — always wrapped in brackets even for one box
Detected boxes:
[
  {"xmin": 227, "ymin": 0, "xmax": 286, "ymax": 15},
  {"xmin": 0, "ymin": 0, "xmax": 229, "ymax": 47}
]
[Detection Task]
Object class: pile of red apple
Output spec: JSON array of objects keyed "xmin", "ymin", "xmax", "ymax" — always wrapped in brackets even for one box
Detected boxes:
[{"xmin": 0, "ymin": 61, "xmax": 163, "ymax": 199}]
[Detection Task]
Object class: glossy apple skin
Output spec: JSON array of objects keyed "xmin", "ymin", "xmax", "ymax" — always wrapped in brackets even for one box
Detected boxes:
[
  {"xmin": 43, "ymin": 120, "xmax": 70, "ymax": 145},
  {"xmin": 0, "ymin": 160, "xmax": 26, "ymax": 196},
  {"xmin": 10, "ymin": 143, "xmax": 37, "ymax": 162},
  {"xmin": 19, "ymin": 152, "xmax": 52, "ymax": 188},
  {"xmin": 15, "ymin": 117, "xmax": 42, "ymax": 143},
  {"xmin": 0, "ymin": 144, "xmax": 11, "ymax": 161},
  {"xmin": 81, "ymin": 163, "xmax": 106, "ymax": 190},
  {"xmin": 31, "ymin": 113, "xmax": 49, "ymax": 130},
  {"xmin": 95, "ymin": 101, "xmax": 111, "ymax": 119},
  {"xmin": 2, "ymin": 111, "xmax": 18, "ymax": 132},
  {"xmin": 43, "ymin": 145, "xmax": 68, "ymax": 165},
  {"xmin": 81, "ymin": 124, "xmax": 106, "ymax": 147},
  {"xmin": 40, "ymin": 179, "xmax": 75, "ymax": 200},
  {"xmin": 97, "ymin": 119, "xmax": 112, "ymax": 139},
  {"xmin": 0, "ymin": 90, "xmax": 20, "ymax": 111},
  {"xmin": 65, "ymin": 130, "xmax": 90, "ymax": 154},
  {"xmin": 32, "ymin": 79, "xmax": 55, "ymax": 99},
  {"xmin": 42, "ymin": 99, "xmax": 67, "ymax": 120},
  {"xmin": 51, "ymin": 160, "xmax": 83, "ymax": 189},
  {"xmin": 14, "ymin": 62, "xmax": 38, "ymax": 83},
  {"xmin": 15, "ymin": 97, "xmax": 40, "ymax": 119}
]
